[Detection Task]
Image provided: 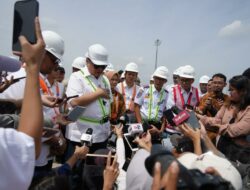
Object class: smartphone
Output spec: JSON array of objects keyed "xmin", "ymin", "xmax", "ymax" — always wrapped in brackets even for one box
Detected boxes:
[
  {"xmin": 56, "ymin": 98, "xmax": 64, "ymax": 104},
  {"xmin": 66, "ymin": 106, "xmax": 86, "ymax": 122},
  {"xmin": 12, "ymin": 0, "xmax": 39, "ymax": 53},
  {"xmin": 124, "ymin": 133, "xmax": 139, "ymax": 152},
  {"xmin": 186, "ymin": 111, "xmax": 200, "ymax": 129}
]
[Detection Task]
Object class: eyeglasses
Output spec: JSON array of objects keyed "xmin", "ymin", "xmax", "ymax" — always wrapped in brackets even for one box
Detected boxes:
[
  {"xmin": 180, "ymin": 78, "xmax": 193, "ymax": 83},
  {"xmin": 47, "ymin": 52, "xmax": 61, "ymax": 65}
]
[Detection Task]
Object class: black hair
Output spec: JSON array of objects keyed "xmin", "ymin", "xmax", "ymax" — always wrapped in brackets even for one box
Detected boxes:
[
  {"xmin": 242, "ymin": 68, "xmax": 250, "ymax": 79},
  {"xmin": 229, "ymin": 75, "xmax": 250, "ymax": 110},
  {"xmin": 212, "ymin": 73, "xmax": 227, "ymax": 82},
  {"xmin": 57, "ymin": 66, "xmax": 65, "ymax": 74},
  {"xmin": 175, "ymin": 136, "xmax": 207, "ymax": 154}
]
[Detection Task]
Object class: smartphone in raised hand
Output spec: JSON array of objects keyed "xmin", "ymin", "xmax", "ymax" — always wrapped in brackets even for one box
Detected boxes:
[{"xmin": 12, "ymin": 0, "xmax": 39, "ymax": 54}]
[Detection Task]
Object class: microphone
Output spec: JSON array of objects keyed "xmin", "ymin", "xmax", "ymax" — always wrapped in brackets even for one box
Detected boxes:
[
  {"xmin": 164, "ymin": 106, "xmax": 190, "ymax": 126},
  {"xmin": 128, "ymin": 123, "xmax": 144, "ymax": 137},
  {"xmin": 172, "ymin": 109, "xmax": 190, "ymax": 126},
  {"xmin": 80, "ymin": 128, "xmax": 93, "ymax": 147}
]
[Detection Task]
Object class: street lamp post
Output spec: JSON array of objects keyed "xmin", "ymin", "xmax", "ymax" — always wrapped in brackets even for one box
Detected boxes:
[{"xmin": 154, "ymin": 39, "xmax": 161, "ymax": 70}]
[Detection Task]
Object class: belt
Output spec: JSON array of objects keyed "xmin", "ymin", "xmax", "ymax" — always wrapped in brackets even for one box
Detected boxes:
[{"xmin": 79, "ymin": 116, "xmax": 109, "ymax": 124}]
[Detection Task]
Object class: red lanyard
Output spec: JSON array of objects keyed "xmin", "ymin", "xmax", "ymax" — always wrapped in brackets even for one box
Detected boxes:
[
  {"xmin": 121, "ymin": 82, "xmax": 136, "ymax": 111},
  {"xmin": 177, "ymin": 85, "xmax": 193, "ymax": 109}
]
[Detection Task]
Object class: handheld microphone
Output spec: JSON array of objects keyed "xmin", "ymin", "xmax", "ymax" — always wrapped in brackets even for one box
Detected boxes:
[
  {"xmin": 164, "ymin": 106, "xmax": 190, "ymax": 126},
  {"xmin": 80, "ymin": 128, "xmax": 93, "ymax": 147},
  {"xmin": 172, "ymin": 110, "xmax": 190, "ymax": 126},
  {"xmin": 128, "ymin": 123, "xmax": 144, "ymax": 137}
]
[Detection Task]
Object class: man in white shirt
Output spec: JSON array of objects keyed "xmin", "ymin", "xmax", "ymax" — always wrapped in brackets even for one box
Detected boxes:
[
  {"xmin": 167, "ymin": 65, "xmax": 199, "ymax": 111},
  {"xmin": 66, "ymin": 44, "xmax": 111, "ymax": 151},
  {"xmin": 0, "ymin": 18, "xmax": 44, "ymax": 190},
  {"xmin": 134, "ymin": 66, "xmax": 169, "ymax": 136},
  {"xmin": 117, "ymin": 62, "xmax": 141, "ymax": 123}
]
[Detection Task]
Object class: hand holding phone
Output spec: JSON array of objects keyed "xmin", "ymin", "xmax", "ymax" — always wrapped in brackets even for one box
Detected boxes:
[{"xmin": 12, "ymin": 0, "xmax": 39, "ymax": 54}]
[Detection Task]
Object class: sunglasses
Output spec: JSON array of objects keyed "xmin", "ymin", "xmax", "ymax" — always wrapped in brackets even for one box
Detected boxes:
[
  {"xmin": 180, "ymin": 78, "xmax": 193, "ymax": 83},
  {"xmin": 47, "ymin": 52, "xmax": 61, "ymax": 65},
  {"xmin": 93, "ymin": 64, "xmax": 107, "ymax": 70}
]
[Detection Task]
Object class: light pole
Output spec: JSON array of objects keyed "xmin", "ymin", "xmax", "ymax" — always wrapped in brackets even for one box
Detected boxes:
[{"xmin": 154, "ymin": 39, "xmax": 161, "ymax": 70}]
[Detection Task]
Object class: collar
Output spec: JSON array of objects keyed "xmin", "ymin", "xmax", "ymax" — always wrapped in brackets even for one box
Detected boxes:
[
  {"xmin": 81, "ymin": 66, "xmax": 91, "ymax": 77},
  {"xmin": 123, "ymin": 81, "xmax": 135, "ymax": 89},
  {"xmin": 151, "ymin": 84, "xmax": 163, "ymax": 94},
  {"xmin": 179, "ymin": 85, "xmax": 192, "ymax": 95}
]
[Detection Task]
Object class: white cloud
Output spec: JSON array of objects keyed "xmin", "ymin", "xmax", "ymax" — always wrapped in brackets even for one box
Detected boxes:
[{"xmin": 218, "ymin": 20, "xmax": 250, "ymax": 37}]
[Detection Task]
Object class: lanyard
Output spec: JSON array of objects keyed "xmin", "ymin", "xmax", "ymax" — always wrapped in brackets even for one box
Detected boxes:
[
  {"xmin": 148, "ymin": 84, "xmax": 164, "ymax": 120},
  {"xmin": 39, "ymin": 76, "xmax": 60, "ymax": 97},
  {"xmin": 80, "ymin": 70, "xmax": 108, "ymax": 117},
  {"xmin": 39, "ymin": 75, "xmax": 60, "ymax": 116},
  {"xmin": 121, "ymin": 82, "xmax": 136, "ymax": 111},
  {"xmin": 177, "ymin": 85, "xmax": 193, "ymax": 109}
]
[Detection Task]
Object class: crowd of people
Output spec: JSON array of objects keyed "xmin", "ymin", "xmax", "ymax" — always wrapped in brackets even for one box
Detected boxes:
[{"xmin": 1, "ymin": 17, "xmax": 250, "ymax": 190}]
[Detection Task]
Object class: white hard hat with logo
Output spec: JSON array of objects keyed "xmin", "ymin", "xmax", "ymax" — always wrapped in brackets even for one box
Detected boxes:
[
  {"xmin": 153, "ymin": 66, "xmax": 169, "ymax": 80},
  {"xmin": 199, "ymin": 75, "xmax": 210, "ymax": 83},
  {"xmin": 125, "ymin": 62, "xmax": 138, "ymax": 73},
  {"xmin": 42, "ymin": 31, "xmax": 64, "ymax": 61},
  {"xmin": 85, "ymin": 44, "xmax": 109, "ymax": 66},
  {"xmin": 179, "ymin": 65, "xmax": 195, "ymax": 79},
  {"xmin": 72, "ymin": 57, "xmax": 85, "ymax": 69}
]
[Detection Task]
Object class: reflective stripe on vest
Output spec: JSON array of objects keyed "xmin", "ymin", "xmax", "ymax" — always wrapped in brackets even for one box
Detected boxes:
[
  {"xmin": 78, "ymin": 70, "xmax": 109, "ymax": 124},
  {"xmin": 148, "ymin": 84, "xmax": 164, "ymax": 121}
]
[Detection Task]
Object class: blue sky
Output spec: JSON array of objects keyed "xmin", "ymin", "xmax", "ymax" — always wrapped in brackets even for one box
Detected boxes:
[{"xmin": 1, "ymin": 0, "xmax": 250, "ymax": 86}]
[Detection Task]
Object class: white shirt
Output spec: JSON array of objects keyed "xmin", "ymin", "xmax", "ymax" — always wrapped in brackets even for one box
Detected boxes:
[
  {"xmin": 116, "ymin": 138, "xmax": 126, "ymax": 190},
  {"xmin": 134, "ymin": 84, "xmax": 168, "ymax": 121},
  {"xmin": 167, "ymin": 85, "xmax": 199, "ymax": 110},
  {"xmin": 0, "ymin": 128, "xmax": 35, "ymax": 190},
  {"xmin": 0, "ymin": 67, "xmax": 26, "ymax": 100},
  {"xmin": 117, "ymin": 81, "xmax": 141, "ymax": 111},
  {"xmin": 66, "ymin": 67, "xmax": 112, "ymax": 143}
]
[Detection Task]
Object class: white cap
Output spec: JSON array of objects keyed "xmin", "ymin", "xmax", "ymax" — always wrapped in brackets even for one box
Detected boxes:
[
  {"xmin": 153, "ymin": 66, "xmax": 169, "ymax": 80},
  {"xmin": 104, "ymin": 63, "xmax": 115, "ymax": 72},
  {"xmin": 179, "ymin": 65, "xmax": 195, "ymax": 79},
  {"xmin": 199, "ymin": 75, "xmax": 210, "ymax": 83},
  {"xmin": 72, "ymin": 57, "xmax": 85, "ymax": 69},
  {"xmin": 85, "ymin": 44, "xmax": 109, "ymax": 66},
  {"xmin": 125, "ymin": 62, "xmax": 138, "ymax": 73},
  {"xmin": 42, "ymin": 31, "xmax": 64, "ymax": 60},
  {"xmin": 178, "ymin": 152, "xmax": 242, "ymax": 190}
]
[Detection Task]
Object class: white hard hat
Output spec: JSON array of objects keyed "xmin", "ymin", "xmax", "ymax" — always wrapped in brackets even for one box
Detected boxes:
[
  {"xmin": 125, "ymin": 62, "xmax": 138, "ymax": 73},
  {"xmin": 85, "ymin": 44, "xmax": 109, "ymax": 66},
  {"xmin": 120, "ymin": 72, "xmax": 125, "ymax": 79},
  {"xmin": 42, "ymin": 31, "xmax": 64, "ymax": 60},
  {"xmin": 153, "ymin": 66, "xmax": 169, "ymax": 80},
  {"xmin": 173, "ymin": 66, "xmax": 183, "ymax": 76},
  {"xmin": 150, "ymin": 75, "xmax": 154, "ymax": 81},
  {"xmin": 104, "ymin": 63, "xmax": 114, "ymax": 72},
  {"xmin": 72, "ymin": 57, "xmax": 85, "ymax": 69},
  {"xmin": 199, "ymin": 75, "xmax": 210, "ymax": 83},
  {"xmin": 179, "ymin": 65, "xmax": 195, "ymax": 79}
]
